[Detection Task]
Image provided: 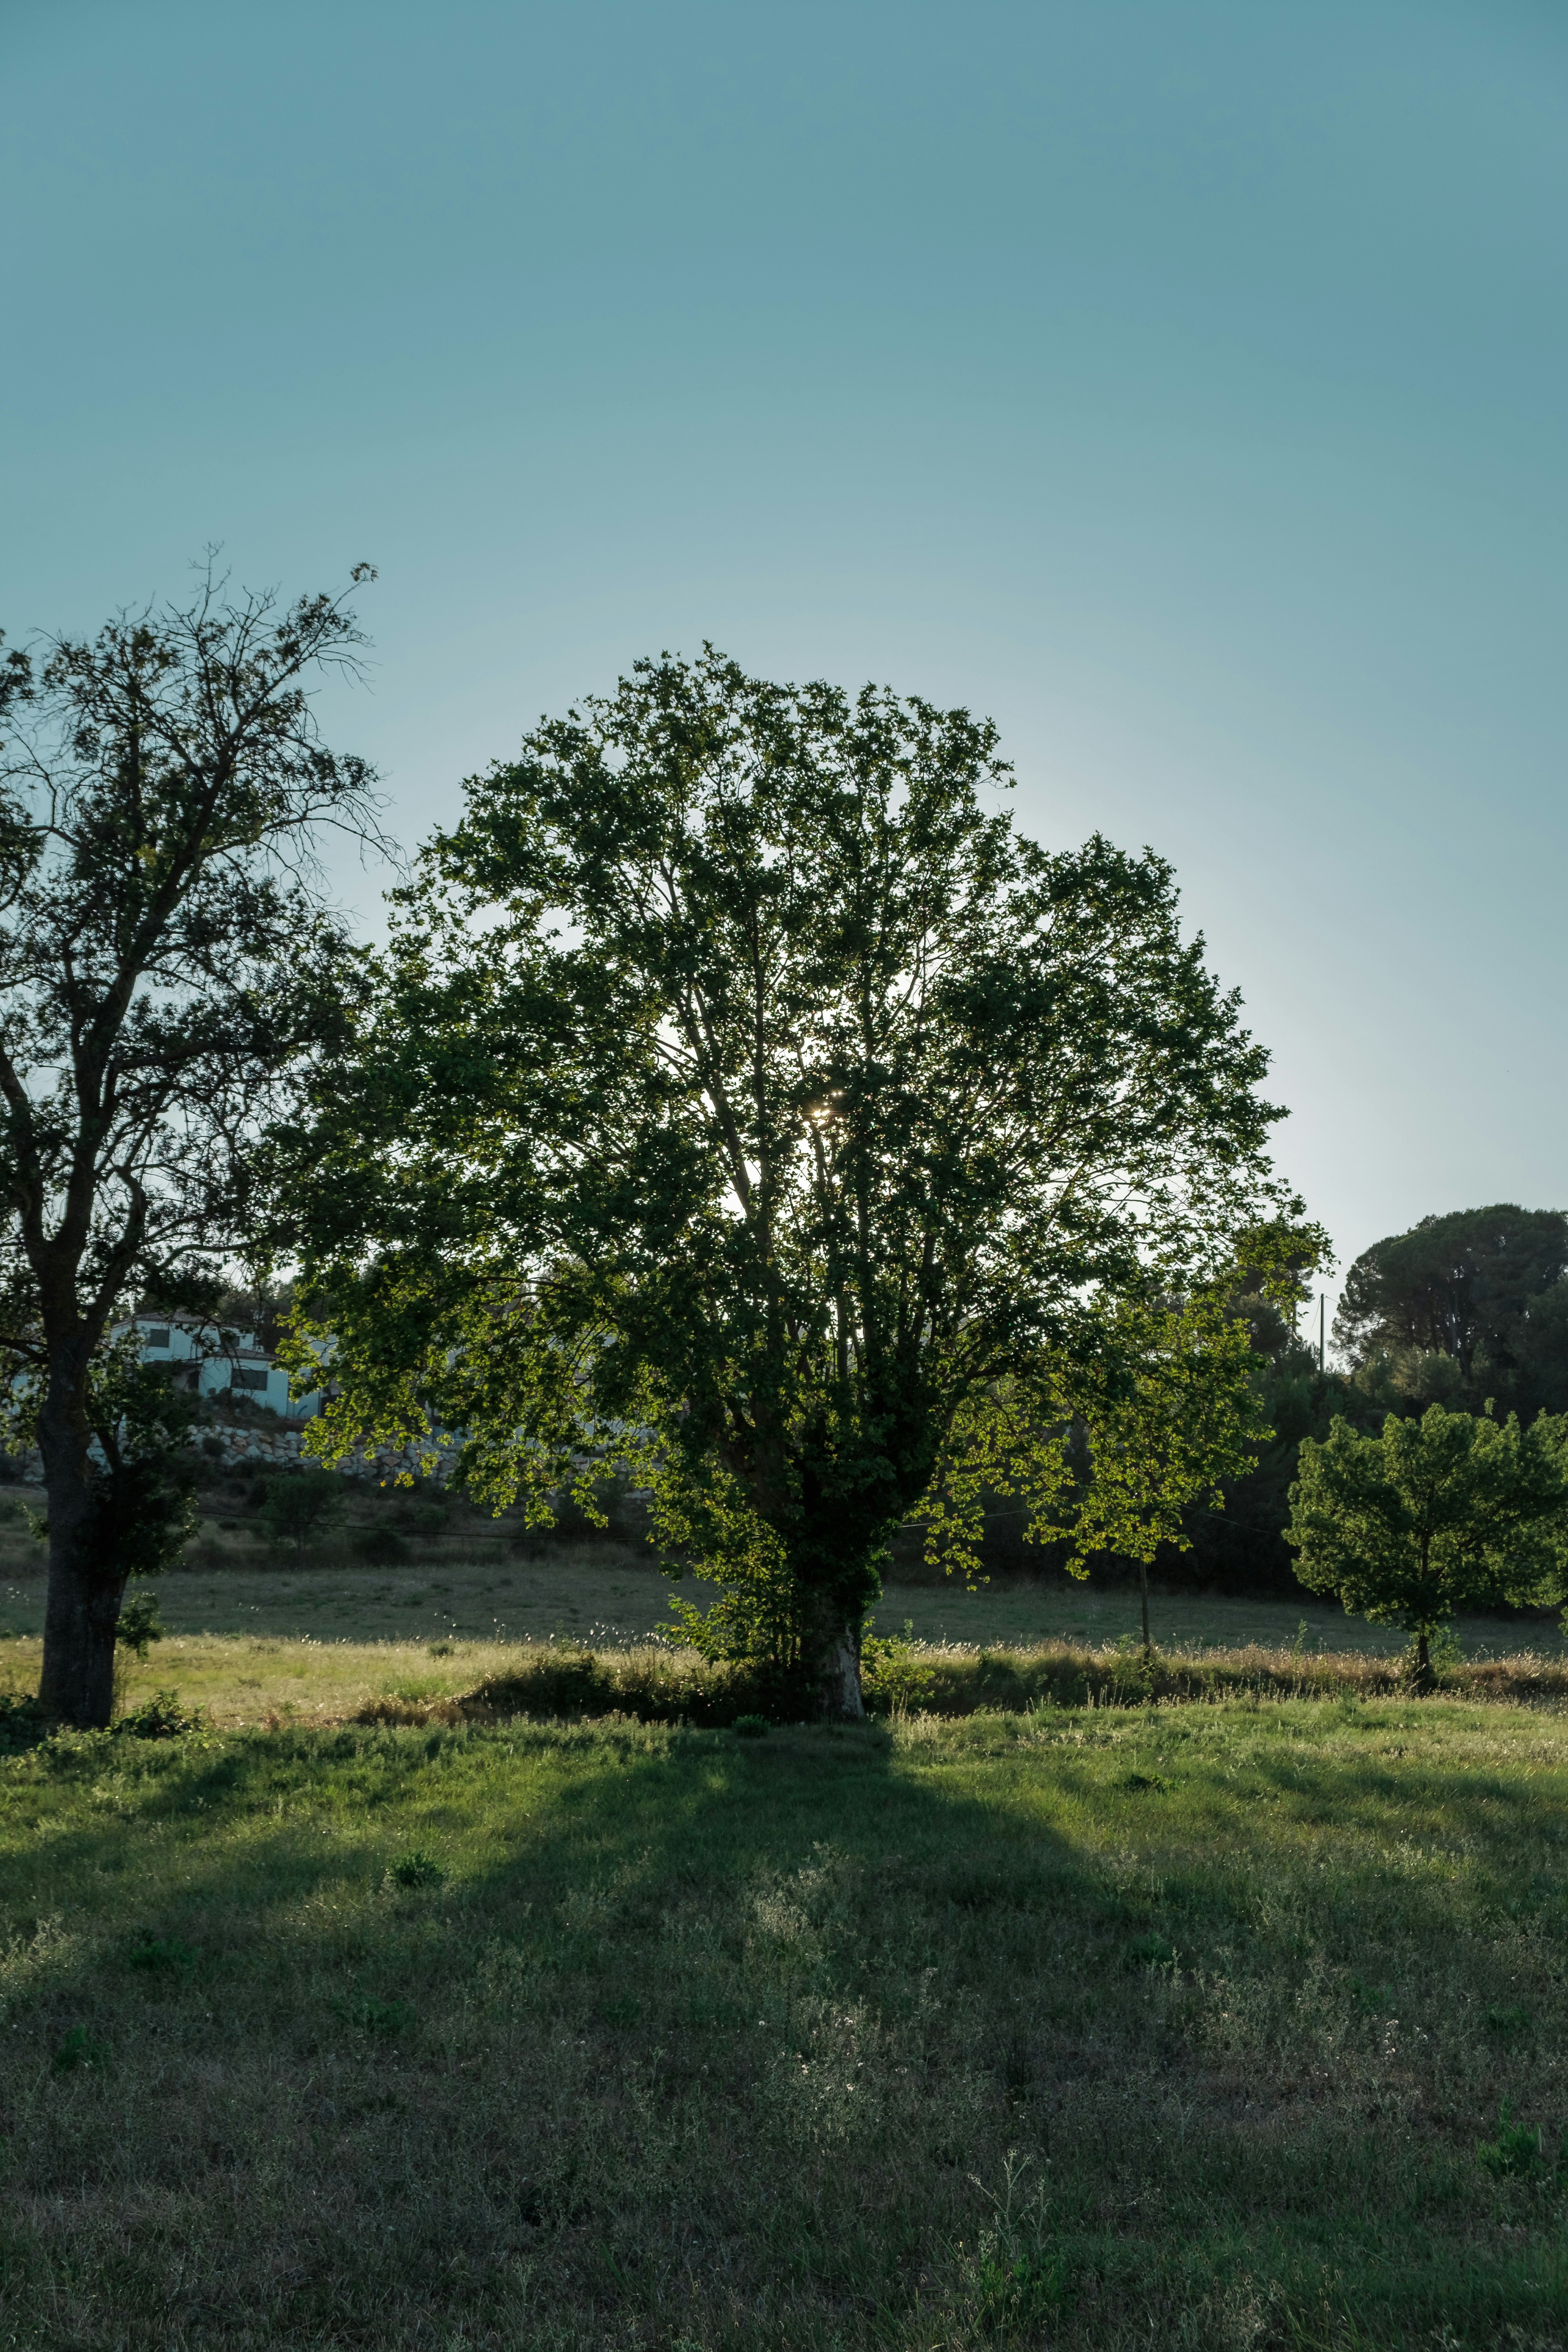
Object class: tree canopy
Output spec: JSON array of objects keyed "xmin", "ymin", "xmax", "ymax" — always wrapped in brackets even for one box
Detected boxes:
[
  {"xmin": 0, "ymin": 564, "xmax": 384, "ymax": 1725},
  {"xmin": 1287, "ymin": 1402, "xmax": 1568, "ymax": 1682},
  {"xmin": 1335, "ymin": 1205, "xmax": 1568, "ymax": 1416},
  {"xmin": 281, "ymin": 648, "xmax": 1311, "ymax": 1714}
]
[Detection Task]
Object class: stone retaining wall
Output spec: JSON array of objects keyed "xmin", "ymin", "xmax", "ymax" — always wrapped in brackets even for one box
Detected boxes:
[{"xmin": 6, "ymin": 1425, "xmax": 464, "ymax": 1488}]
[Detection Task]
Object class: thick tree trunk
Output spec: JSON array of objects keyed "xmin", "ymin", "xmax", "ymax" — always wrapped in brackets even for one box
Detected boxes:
[
  {"xmin": 801, "ymin": 1604, "xmax": 866, "ymax": 1722},
  {"xmin": 36, "ymin": 1380, "xmax": 124, "ymax": 1730},
  {"xmin": 1409, "ymin": 1629, "xmax": 1433, "ymax": 1695}
]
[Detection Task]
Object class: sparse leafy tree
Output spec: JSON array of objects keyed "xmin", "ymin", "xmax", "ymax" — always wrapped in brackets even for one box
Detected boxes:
[
  {"xmin": 279, "ymin": 649, "xmax": 1308, "ymax": 1715},
  {"xmin": 0, "ymin": 564, "xmax": 385, "ymax": 1726},
  {"xmin": 1287, "ymin": 1403, "xmax": 1568, "ymax": 1684}
]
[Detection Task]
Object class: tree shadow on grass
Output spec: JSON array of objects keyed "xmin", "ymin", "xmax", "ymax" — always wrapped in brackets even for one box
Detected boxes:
[{"xmin": 3, "ymin": 1709, "xmax": 1568, "ymax": 2349}]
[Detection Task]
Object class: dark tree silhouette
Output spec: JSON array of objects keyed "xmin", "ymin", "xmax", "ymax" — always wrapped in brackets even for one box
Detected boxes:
[{"xmin": 0, "ymin": 564, "xmax": 386, "ymax": 1726}]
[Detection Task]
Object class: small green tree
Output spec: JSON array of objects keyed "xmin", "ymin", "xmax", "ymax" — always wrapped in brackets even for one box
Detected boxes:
[
  {"xmin": 1286, "ymin": 1403, "xmax": 1568, "ymax": 1684},
  {"xmin": 256, "ymin": 1466, "xmax": 344, "ymax": 1559}
]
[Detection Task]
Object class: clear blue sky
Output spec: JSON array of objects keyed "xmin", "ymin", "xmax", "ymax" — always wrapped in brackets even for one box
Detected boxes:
[{"xmin": 5, "ymin": 0, "xmax": 1565, "ymax": 1320}]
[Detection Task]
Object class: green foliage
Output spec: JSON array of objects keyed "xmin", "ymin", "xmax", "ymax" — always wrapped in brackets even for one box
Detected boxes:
[
  {"xmin": 354, "ymin": 1996, "xmax": 414, "ymax": 2038},
  {"xmin": 1287, "ymin": 1404, "xmax": 1568, "ymax": 1658},
  {"xmin": 113, "ymin": 1689, "xmax": 204, "ymax": 1740},
  {"xmin": 1476, "ymin": 2102, "xmax": 1545, "ymax": 2180},
  {"xmin": 968, "ymin": 2154, "xmax": 1069, "ymax": 2336},
  {"xmin": 114, "ymin": 1586, "xmax": 166, "ymax": 1661},
  {"xmin": 256, "ymin": 1466, "xmax": 345, "ymax": 1557},
  {"xmin": 127, "ymin": 1935, "xmax": 197, "ymax": 1975},
  {"xmin": 279, "ymin": 650, "xmax": 1310, "ymax": 1705},
  {"xmin": 388, "ymin": 1850, "xmax": 444, "ymax": 1889},
  {"xmin": 860, "ymin": 1621, "xmax": 938, "ymax": 1712},
  {"xmin": 11, "ymin": 1343, "xmax": 203, "ymax": 1590},
  {"xmin": 51, "ymin": 2025, "xmax": 106, "ymax": 2074},
  {"xmin": 1336, "ymin": 1205, "xmax": 1568, "ymax": 1421},
  {"xmin": 1412, "ymin": 1624, "xmax": 1465, "ymax": 1679},
  {"xmin": 0, "ymin": 564, "xmax": 384, "ymax": 1725},
  {"xmin": 0, "ymin": 1693, "xmax": 51, "ymax": 1755},
  {"xmin": 1157, "ymin": 1294, "xmax": 1383, "ymax": 1594},
  {"xmin": 353, "ymin": 1526, "xmax": 409, "ymax": 1566}
]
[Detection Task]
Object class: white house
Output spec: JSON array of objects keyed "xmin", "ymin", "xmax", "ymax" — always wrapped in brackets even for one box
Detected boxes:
[{"xmin": 125, "ymin": 1314, "xmax": 321, "ymax": 1421}]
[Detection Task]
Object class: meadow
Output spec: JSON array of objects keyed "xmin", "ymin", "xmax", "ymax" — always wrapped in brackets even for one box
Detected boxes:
[
  {"xmin": 0, "ymin": 1708, "xmax": 1566, "ymax": 2352},
  {"xmin": 6, "ymin": 1574, "xmax": 1568, "ymax": 2346}
]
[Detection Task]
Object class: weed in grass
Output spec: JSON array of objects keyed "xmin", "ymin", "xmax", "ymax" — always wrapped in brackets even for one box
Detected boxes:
[
  {"xmin": 51, "ymin": 2024, "xmax": 105, "ymax": 2072},
  {"xmin": 0, "ymin": 1691, "xmax": 49, "ymax": 1753},
  {"xmin": 1123, "ymin": 1930, "xmax": 1178, "ymax": 1970},
  {"xmin": 1477, "ymin": 2101, "xmax": 1546, "ymax": 2178},
  {"xmin": 1488, "ymin": 2004, "xmax": 1535, "ymax": 2037},
  {"xmin": 387, "ymin": 1849, "xmax": 445, "ymax": 1889},
  {"xmin": 965, "ymin": 2153, "xmax": 1070, "ymax": 2337},
  {"xmin": 114, "ymin": 1688, "xmax": 203, "ymax": 1739},
  {"xmin": 733, "ymin": 1713, "xmax": 770, "ymax": 1738},
  {"xmin": 353, "ymin": 1995, "xmax": 414, "ymax": 2036},
  {"xmin": 126, "ymin": 1935, "xmax": 197, "ymax": 1975}
]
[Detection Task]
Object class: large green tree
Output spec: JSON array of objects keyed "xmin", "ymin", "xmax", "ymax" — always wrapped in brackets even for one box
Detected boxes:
[
  {"xmin": 281, "ymin": 650, "xmax": 1308, "ymax": 1714},
  {"xmin": 1287, "ymin": 1403, "xmax": 1568, "ymax": 1684},
  {"xmin": 0, "ymin": 567, "xmax": 382, "ymax": 1726},
  {"xmin": 1335, "ymin": 1206, "xmax": 1568, "ymax": 1411}
]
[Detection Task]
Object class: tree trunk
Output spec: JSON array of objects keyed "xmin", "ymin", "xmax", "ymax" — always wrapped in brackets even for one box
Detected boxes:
[
  {"xmin": 1408, "ymin": 1629, "xmax": 1433, "ymax": 1695},
  {"xmin": 800, "ymin": 1599, "xmax": 867, "ymax": 1722},
  {"xmin": 36, "ymin": 1378, "xmax": 124, "ymax": 1729},
  {"xmin": 1139, "ymin": 1558, "xmax": 1152, "ymax": 1656}
]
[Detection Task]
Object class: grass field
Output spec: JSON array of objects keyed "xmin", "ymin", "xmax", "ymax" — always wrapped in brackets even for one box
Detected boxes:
[
  {"xmin": 5, "ymin": 1699, "xmax": 1568, "ymax": 2348},
  {"xmin": 4, "ymin": 1547, "xmax": 1566, "ymax": 1736},
  {"xmin": 3, "ymin": 1537, "xmax": 1565, "ymax": 1659},
  {"xmin": 7, "ymin": 1544, "xmax": 1568, "ymax": 2347}
]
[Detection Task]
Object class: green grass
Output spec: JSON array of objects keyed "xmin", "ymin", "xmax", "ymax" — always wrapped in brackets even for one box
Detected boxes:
[
  {"xmin": 3, "ymin": 1538, "xmax": 1564, "ymax": 1656},
  {"xmin": 7, "ymin": 1697, "xmax": 1568, "ymax": 2347}
]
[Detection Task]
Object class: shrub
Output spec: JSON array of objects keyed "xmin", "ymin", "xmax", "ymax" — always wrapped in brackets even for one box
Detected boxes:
[
  {"xmin": 257, "ymin": 1467, "xmax": 345, "ymax": 1558},
  {"xmin": 353, "ymin": 1527, "xmax": 410, "ymax": 1566},
  {"xmin": 354, "ymin": 1996, "xmax": 414, "ymax": 2036},
  {"xmin": 861, "ymin": 1622, "xmax": 936, "ymax": 1713},
  {"xmin": 114, "ymin": 1587, "xmax": 166, "ymax": 1661},
  {"xmin": 114, "ymin": 1690, "xmax": 203, "ymax": 1740},
  {"xmin": 0, "ymin": 1695, "xmax": 50, "ymax": 1756}
]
